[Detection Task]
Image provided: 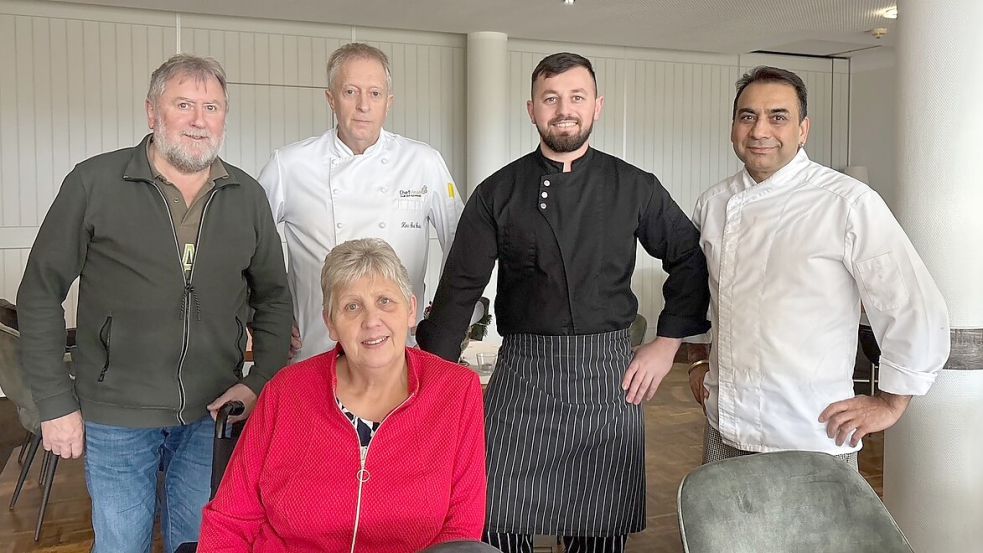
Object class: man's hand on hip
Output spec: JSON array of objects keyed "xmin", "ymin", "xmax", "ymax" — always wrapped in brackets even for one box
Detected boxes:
[
  {"xmin": 819, "ymin": 391, "xmax": 912, "ymax": 447},
  {"xmin": 41, "ymin": 410, "xmax": 85, "ymax": 459},
  {"xmin": 622, "ymin": 337, "xmax": 682, "ymax": 405},
  {"xmin": 207, "ymin": 383, "xmax": 258, "ymax": 424},
  {"xmin": 688, "ymin": 364, "xmax": 710, "ymax": 412}
]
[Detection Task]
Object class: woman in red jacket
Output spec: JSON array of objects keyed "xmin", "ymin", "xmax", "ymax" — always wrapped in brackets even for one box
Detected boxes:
[{"xmin": 198, "ymin": 238, "xmax": 487, "ymax": 552}]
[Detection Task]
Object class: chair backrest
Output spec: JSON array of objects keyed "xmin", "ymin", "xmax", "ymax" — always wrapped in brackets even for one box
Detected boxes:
[
  {"xmin": 419, "ymin": 541, "xmax": 502, "ymax": 552},
  {"xmin": 677, "ymin": 451, "xmax": 913, "ymax": 553},
  {"xmin": 210, "ymin": 401, "xmax": 246, "ymax": 499},
  {"xmin": 0, "ymin": 323, "xmax": 41, "ymax": 434}
]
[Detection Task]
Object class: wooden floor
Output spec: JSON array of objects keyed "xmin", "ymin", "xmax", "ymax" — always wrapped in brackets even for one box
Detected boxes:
[{"xmin": 0, "ymin": 365, "xmax": 883, "ymax": 552}]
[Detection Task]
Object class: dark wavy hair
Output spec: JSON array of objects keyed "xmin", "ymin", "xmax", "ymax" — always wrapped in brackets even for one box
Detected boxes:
[
  {"xmin": 733, "ymin": 66, "xmax": 808, "ymax": 122},
  {"xmin": 531, "ymin": 52, "xmax": 597, "ymax": 96}
]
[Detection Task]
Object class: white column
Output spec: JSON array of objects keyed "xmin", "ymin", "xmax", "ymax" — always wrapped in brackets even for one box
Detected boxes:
[
  {"xmin": 885, "ymin": 1, "xmax": 983, "ymax": 551},
  {"xmin": 466, "ymin": 31, "xmax": 510, "ymax": 194},
  {"xmin": 465, "ymin": 32, "xmax": 510, "ymax": 343}
]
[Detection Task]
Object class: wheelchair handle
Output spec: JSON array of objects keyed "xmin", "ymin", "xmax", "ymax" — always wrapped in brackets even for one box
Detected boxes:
[{"xmin": 215, "ymin": 400, "xmax": 245, "ymax": 439}]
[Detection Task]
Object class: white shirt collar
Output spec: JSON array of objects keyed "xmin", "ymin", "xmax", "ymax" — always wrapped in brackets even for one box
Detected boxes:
[
  {"xmin": 740, "ymin": 147, "xmax": 811, "ymax": 192},
  {"xmin": 328, "ymin": 128, "xmax": 390, "ymax": 158}
]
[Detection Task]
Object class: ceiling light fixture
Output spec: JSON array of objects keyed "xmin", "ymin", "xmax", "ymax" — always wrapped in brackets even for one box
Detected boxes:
[
  {"xmin": 562, "ymin": 0, "xmax": 575, "ymax": 5},
  {"xmin": 882, "ymin": 6, "xmax": 898, "ymax": 19}
]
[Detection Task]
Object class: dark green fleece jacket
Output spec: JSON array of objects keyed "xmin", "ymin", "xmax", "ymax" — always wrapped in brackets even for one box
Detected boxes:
[{"xmin": 17, "ymin": 135, "xmax": 293, "ymax": 427}]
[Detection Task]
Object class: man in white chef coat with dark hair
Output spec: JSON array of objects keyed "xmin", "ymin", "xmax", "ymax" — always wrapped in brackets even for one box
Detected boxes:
[
  {"xmin": 688, "ymin": 65, "xmax": 950, "ymax": 466},
  {"xmin": 259, "ymin": 42, "xmax": 463, "ymax": 362}
]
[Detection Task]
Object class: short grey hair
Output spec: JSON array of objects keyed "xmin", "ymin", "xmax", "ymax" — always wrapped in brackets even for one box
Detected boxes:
[
  {"xmin": 320, "ymin": 238, "xmax": 412, "ymax": 315},
  {"xmin": 147, "ymin": 54, "xmax": 229, "ymax": 108},
  {"xmin": 326, "ymin": 42, "xmax": 392, "ymax": 92}
]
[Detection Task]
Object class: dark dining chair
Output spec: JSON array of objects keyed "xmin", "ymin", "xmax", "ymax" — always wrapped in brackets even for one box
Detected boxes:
[{"xmin": 0, "ymin": 321, "xmax": 61, "ymax": 542}]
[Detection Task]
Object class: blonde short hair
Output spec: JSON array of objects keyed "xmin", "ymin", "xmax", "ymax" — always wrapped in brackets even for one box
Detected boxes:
[
  {"xmin": 326, "ymin": 42, "xmax": 392, "ymax": 92},
  {"xmin": 320, "ymin": 238, "xmax": 412, "ymax": 316}
]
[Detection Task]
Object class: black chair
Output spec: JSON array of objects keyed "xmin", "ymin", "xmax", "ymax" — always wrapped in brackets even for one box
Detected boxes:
[
  {"xmin": 677, "ymin": 450, "xmax": 912, "ymax": 553},
  {"xmin": 421, "ymin": 541, "xmax": 503, "ymax": 552},
  {"xmin": 174, "ymin": 400, "xmax": 244, "ymax": 553},
  {"xmin": 853, "ymin": 323, "xmax": 880, "ymax": 396},
  {"xmin": 209, "ymin": 400, "xmax": 245, "ymax": 497},
  {"xmin": 0, "ymin": 321, "xmax": 65, "ymax": 542}
]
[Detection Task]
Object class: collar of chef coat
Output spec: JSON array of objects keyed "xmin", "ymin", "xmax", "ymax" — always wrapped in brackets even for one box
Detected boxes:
[
  {"xmin": 533, "ymin": 145, "xmax": 596, "ymax": 174},
  {"xmin": 735, "ymin": 148, "xmax": 812, "ymax": 202},
  {"xmin": 327, "ymin": 127, "xmax": 392, "ymax": 159}
]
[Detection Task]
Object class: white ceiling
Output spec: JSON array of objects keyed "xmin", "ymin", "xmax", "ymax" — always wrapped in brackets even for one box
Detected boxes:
[{"xmin": 48, "ymin": 0, "xmax": 899, "ymax": 56}]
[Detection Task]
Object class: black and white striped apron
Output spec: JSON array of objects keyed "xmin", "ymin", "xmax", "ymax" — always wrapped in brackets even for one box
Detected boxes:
[{"xmin": 484, "ymin": 329, "xmax": 645, "ymax": 536}]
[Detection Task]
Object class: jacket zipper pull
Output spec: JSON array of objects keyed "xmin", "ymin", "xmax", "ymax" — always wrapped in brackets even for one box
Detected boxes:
[{"xmin": 357, "ymin": 448, "xmax": 370, "ymax": 483}]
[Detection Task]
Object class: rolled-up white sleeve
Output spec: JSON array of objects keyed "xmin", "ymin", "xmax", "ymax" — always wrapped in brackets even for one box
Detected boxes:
[{"xmin": 845, "ymin": 190, "xmax": 950, "ymax": 395}]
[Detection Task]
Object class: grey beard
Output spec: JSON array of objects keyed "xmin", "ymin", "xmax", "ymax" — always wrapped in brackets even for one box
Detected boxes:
[{"xmin": 153, "ymin": 125, "xmax": 224, "ymax": 174}]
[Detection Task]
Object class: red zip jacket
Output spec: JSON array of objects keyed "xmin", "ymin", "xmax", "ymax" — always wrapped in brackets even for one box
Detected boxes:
[{"xmin": 198, "ymin": 346, "xmax": 487, "ymax": 552}]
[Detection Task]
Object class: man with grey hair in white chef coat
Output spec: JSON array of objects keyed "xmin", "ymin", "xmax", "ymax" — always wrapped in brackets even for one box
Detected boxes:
[
  {"xmin": 687, "ymin": 65, "xmax": 950, "ymax": 466},
  {"xmin": 259, "ymin": 43, "xmax": 463, "ymax": 362}
]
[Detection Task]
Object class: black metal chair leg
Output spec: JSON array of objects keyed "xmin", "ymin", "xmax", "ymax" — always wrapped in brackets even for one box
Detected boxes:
[
  {"xmin": 38, "ymin": 448, "xmax": 49, "ymax": 486},
  {"xmin": 34, "ymin": 452, "xmax": 59, "ymax": 541},
  {"xmin": 17, "ymin": 431, "xmax": 32, "ymax": 464},
  {"xmin": 10, "ymin": 434, "xmax": 41, "ymax": 509}
]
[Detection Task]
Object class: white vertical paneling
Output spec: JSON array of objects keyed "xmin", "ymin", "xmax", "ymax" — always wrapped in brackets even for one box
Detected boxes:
[
  {"xmin": 619, "ymin": 57, "xmax": 746, "ymax": 332},
  {"xmin": 0, "ymin": 1, "xmax": 848, "ymax": 340},
  {"xmin": 0, "ymin": 15, "xmax": 17, "ymax": 227},
  {"xmin": 0, "ymin": 3, "xmax": 176, "ymax": 324}
]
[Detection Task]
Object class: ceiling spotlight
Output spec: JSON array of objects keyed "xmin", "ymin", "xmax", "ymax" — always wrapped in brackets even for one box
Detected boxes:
[
  {"xmin": 562, "ymin": 0, "xmax": 575, "ymax": 5},
  {"xmin": 882, "ymin": 6, "xmax": 898, "ymax": 19}
]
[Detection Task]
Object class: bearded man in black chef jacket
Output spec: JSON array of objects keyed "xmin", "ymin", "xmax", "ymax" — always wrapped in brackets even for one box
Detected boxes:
[{"xmin": 418, "ymin": 52, "xmax": 710, "ymax": 552}]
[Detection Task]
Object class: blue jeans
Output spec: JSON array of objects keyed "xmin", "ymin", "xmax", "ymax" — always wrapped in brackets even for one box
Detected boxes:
[{"xmin": 84, "ymin": 416, "xmax": 213, "ymax": 553}]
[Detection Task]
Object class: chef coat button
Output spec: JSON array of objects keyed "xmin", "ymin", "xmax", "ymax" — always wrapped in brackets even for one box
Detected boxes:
[
  {"xmin": 381, "ymin": 158, "xmax": 388, "ymax": 164},
  {"xmin": 543, "ymin": 180, "xmax": 551, "ymax": 186},
  {"xmin": 380, "ymin": 187, "xmax": 387, "ymax": 193},
  {"xmin": 336, "ymin": 223, "xmax": 343, "ymax": 229},
  {"xmin": 379, "ymin": 222, "xmax": 386, "ymax": 228},
  {"xmin": 541, "ymin": 191, "xmax": 548, "ymax": 198},
  {"xmin": 332, "ymin": 188, "xmax": 340, "ymax": 195},
  {"xmin": 331, "ymin": 159, "xmax": 339, "ymax": 166},
  {"xmin": 539, "ymin": 202, "xmax": 547, "ymax": 210}
]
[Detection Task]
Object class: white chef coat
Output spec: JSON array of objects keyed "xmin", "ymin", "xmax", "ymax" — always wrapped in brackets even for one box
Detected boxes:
[
  {"xmin": 258, "ymin": 128, "xmax": 464, "ymax": 362},
  {"xmin": 692, "ymin": 149, "xmax": 950, "ymax": 455}
]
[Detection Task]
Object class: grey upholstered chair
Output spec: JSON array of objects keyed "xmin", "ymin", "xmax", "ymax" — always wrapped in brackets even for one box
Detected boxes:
[
  {"xmin": 0, "ymin": 322, "xmax": 60, "ymax": 541},
  {"xmin": 677, "ymin": 450, "xmax": 913, "ymax": 553}
]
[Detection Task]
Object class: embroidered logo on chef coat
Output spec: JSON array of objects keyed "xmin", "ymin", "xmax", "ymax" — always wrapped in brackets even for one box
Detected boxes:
[
  {"xmin": 401, "ymin": 221, "xmax": 422, "ymax": 229},
  {"xmin": 399, "ymin": 185, "xmax": 428, "ymax": 198},
  {"xmin": 447, "ymin": 182, "xmax": 455, "ymax": 199}
]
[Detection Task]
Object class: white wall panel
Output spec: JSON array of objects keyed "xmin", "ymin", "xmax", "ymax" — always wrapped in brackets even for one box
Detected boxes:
[{"xmin": 0, "ymin": 1, "xmax": 849, "ymax": 341}]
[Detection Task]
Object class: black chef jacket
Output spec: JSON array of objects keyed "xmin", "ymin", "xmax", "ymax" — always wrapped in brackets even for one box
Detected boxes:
[{"xmin": 417, "ymin": 147, "xmax": 710, "ymax": 362}]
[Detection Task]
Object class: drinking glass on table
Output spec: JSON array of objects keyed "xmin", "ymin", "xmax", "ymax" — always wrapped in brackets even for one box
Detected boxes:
[{"xmin": 476, "ymin": 352, "xmax": 497, "ymax": 376}]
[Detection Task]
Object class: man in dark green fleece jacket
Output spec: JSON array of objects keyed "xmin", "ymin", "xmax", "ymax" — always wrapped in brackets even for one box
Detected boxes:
[{"xmin": 16, "ymin": 54, "xmax": 292, "ymax": 553}]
